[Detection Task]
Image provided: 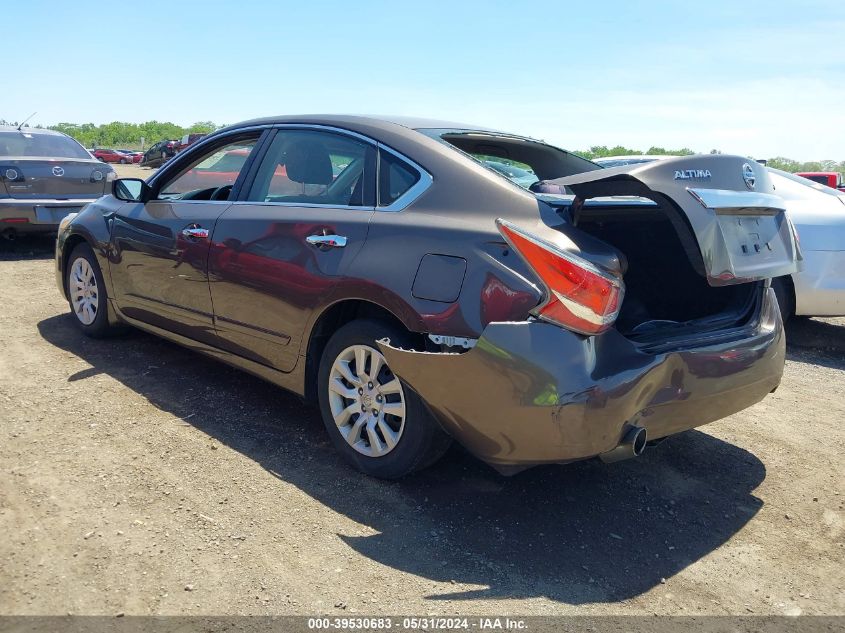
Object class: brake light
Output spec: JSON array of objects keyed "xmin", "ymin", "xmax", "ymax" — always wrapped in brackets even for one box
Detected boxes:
[
  {"xmin": 2, "ymin": 167, "xmax": 24, "ymax": 182},
  {"xmin": 1, "ymin": 218, "xmax": 29, "ymax": 223},
  {"xmin": 497, "ymin": 219, "xmax": 624, "ymax": 335}
]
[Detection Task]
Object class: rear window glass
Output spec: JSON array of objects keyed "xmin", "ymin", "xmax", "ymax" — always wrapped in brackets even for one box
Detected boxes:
[
  {"xmin": 378, "ymin": 151, "xmax": 420, "ymax": 206},
  {"xmin": 475, "ymin": 155, "xmax": 537, "ymax": 188},
  {"xmin": 0, "ymin": 130, "xmax": 91, "ymax": 159},
  {"xmin": 803, "ymin": 175, "xmax": 829, "ymax": 185},
  {"xmin": 427, "ymin": 130, "xmax": 600, "ymax": 192}
]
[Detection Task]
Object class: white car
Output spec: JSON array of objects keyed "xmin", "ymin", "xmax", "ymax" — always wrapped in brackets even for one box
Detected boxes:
[
  {"xmin": 766, "ymin": 168, "xmax": 845, "ymax": 319},
  {"xmin": 594, "ymin": 157, "xmax": 845, "ymax": 320}
]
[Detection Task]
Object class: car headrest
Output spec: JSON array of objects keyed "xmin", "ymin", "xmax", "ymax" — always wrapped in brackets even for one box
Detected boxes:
[{"xmin": 285, "ymin": 139, "xmax": 333, "ymax": 185}]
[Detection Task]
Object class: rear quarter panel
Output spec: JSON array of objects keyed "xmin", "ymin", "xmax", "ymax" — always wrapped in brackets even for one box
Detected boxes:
[{"xmin": 305, "ymin": 122, "xmax": 627, "ymax": 342}]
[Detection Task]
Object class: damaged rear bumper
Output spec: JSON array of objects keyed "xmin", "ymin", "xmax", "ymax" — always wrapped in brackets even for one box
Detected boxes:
[{"xmin": 377, "ymin": 288, "xmax": 784, "ymax": 472}]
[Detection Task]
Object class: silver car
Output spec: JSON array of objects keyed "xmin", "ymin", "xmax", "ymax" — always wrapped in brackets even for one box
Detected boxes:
[
  {"xmin": 594, "ymin": 156, "xmax": 845, "ymax": 320},
  {"xmin": 766, "ymin": 168, "xmax": 845, "ymax": 319},
  {"xmin": 0, "ymin": 126, "xmax": 115, "ymax": 239}
]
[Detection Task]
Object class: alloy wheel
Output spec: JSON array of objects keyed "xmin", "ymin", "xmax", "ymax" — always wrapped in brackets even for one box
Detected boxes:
[
  {"xmin": 327, "ymin": 344, "xmax": 406, "ymax": 457},
  {"xmin": 69, "ymin": 257, "xmax": 99, "ymax": 325}
]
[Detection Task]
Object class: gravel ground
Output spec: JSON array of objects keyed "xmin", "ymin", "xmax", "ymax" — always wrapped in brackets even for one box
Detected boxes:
[{"xmin": 0, "ymin": 236, "xmax": 843, "ymax": 616}]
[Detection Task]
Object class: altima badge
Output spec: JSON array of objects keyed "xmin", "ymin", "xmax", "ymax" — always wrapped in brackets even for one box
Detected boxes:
[
  {"xmin": 742, "ymin": 163, "xmax": 756, "ymax": 189},
  {"xmin": 674, "ymin": 169, "xmax": 712, "ymax": 180},
  {"xmin": 52, "ymin": 166, "xmax": 65, "ymax": 176}
]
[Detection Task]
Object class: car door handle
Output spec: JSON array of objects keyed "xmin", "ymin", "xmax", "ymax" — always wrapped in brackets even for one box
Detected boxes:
[
  {"xmin": 181, "ymin": 226, "xmax": 209, "ymax": 239},
  {"xmin": 306, "ymin": 234, "xmax": 347, "ymax": 248}
]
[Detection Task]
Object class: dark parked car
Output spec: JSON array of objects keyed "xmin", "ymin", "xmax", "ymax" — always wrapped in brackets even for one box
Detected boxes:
[
  {"xmin": 54, "ymin": 115, "xmax": 800, "ymax": 478},
  {"xmin": 91, "ymin": 148, "xmax": 132, "ymax": 164},
  {"xmin": 0, "ymin": 126, "xmax": 114, "ymax": 238},
  {"xmin": 140, "ymin": 140, "xmax": 177, "ymax": 167}
]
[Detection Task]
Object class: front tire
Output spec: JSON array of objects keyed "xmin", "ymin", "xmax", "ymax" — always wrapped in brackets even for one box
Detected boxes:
[
  {"xmin": 66, "ymin": 243, "xmax": 116, "ymax": 337},
  {"xmin": 317, "ymin": 319, "xmax": 450, "ymax": 479}
]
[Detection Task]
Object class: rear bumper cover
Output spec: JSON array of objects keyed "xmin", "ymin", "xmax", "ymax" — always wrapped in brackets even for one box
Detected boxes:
[
  {"xmin": 378, "ymin": 288, "xmax": 784, "ymax": 471},
  {"xmin": 0, "ymin": 199, "xmax": 93, "ymax": 233}
]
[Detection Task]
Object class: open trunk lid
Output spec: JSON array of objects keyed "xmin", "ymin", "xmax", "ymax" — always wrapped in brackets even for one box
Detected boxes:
[{"xmin": 548, "ymin": 155, "xmax": 801, "ymax": 285}]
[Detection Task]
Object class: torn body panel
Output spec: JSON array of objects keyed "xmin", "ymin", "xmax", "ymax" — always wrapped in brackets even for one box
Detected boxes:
[{"xmin": 378, "ymin": 287, "xmax": 783, "ymax": 472}]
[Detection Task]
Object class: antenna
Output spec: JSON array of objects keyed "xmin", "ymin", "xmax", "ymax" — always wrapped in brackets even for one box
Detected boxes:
[{"xmin": 17, "ymin": 112, "xmax": 37, "ymax": 130}]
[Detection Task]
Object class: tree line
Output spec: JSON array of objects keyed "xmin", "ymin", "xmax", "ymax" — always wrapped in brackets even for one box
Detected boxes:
[
  {"xmin": 1, "ymin": 119, "xmax": 842, "ymax": 173},
  {"xmin": 576, "ymin": 145, "xmax": 845, "ymax": 174},
  {"xmin": 0, "ymin": 119, "xmax": 220, "ymax": 151}
]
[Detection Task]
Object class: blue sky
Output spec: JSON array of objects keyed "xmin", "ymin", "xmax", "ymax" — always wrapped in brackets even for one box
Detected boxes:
[{"xmin": 6, "ymin": 0, "xmax": 844, "ymax": 160}]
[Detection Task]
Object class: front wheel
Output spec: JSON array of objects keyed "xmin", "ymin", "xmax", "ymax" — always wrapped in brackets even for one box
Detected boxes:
[
  {"xmin": 66, "ymin": 243, "xmax": 118, "ymax": 337},
  {"xmin": 317, "ymin": 319, "xmax": 451, "ymax": 479}
]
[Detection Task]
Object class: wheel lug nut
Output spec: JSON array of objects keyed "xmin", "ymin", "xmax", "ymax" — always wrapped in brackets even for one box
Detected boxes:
[
  {"xmin": 358, "ymin": 387, "xmax": 364, "ymax": 395},
  {"xmin": 372, "ymin": 409, "xmax": 378, "ymax": 416},
  {"xmin": 368, "ymin": 382, "xmax": 373, "ymax": 389},
  {"xmin": 376, "ymin": 395, "xmax": 382, "ymax": 402}
]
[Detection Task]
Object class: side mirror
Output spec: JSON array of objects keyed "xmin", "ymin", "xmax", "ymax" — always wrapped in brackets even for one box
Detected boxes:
[{"xmin": 113, "ymin": 178, "xmax": 151, "ymax": 203}]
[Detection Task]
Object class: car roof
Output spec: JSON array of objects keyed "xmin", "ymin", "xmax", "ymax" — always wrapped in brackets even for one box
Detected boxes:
[
  {"xmin": 0, "ymin": 125, "xmax": 67, "ymax": 137},
  {"xmin": 218, "ymin": 114, "xmax": 507, "ymax": 135}
]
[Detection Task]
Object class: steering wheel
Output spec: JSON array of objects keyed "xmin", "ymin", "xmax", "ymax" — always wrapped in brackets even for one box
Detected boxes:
[{"xmin": 210, "ymin": 185, "xmax": 233, "ymax": 201}]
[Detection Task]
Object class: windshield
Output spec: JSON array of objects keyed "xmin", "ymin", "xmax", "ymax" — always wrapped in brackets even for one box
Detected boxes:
[
  {"xmin": 421, "ymin": 129, "xmax": 600, "ymax": 192},
  {"xmin": 0, "ymin": 130, "xmax": 91, "ymax": 159}
]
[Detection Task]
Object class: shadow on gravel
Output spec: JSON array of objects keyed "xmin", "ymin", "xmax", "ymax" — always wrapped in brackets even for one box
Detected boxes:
[
  {"xmin": 0, "ymin": 233, "xmax": 55, "ymax": 260},
  {"xmin": 785, "ymin": 317, "xmax": 845, "ymax": 371},
  {"xmin": 39, "ymin": 313, "xmax": 767, "ymax": 605}
]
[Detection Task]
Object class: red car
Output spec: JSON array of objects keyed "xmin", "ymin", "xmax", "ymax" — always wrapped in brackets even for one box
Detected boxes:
[
  {"xmin": 116, "ymin": 149, "xmax": 143, "ymax": 164},
  {"xmin": 797, "ymin": 171, "xmax": 845, "ymax": 191},
  {"xmin": 91, "ymin": 148, "xmax": 134, "ymax": 164}
]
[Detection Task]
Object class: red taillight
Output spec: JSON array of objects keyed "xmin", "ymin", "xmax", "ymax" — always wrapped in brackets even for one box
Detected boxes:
[
  {"xmin": 497, "ymin": 219, "xmax": 624, "ymax": 335},
  {"xmin": 1, "ymin": 218, "xmax": 29, "ymax": 223}
]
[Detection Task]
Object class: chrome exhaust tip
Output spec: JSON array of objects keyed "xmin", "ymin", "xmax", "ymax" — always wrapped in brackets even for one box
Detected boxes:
[{"xmin": 599, "ymin": 425, "xmax": 647, "ymax": 463}]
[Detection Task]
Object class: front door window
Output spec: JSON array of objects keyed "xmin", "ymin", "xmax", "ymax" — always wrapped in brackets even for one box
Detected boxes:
[{"xmin": 158, "ymin": 138, "xmax": 259, "ymax": 201}]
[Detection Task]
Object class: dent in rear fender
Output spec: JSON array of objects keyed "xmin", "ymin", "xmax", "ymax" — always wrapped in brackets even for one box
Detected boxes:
[
  {"xmin": 376, "ymin": 321, "xmax": 654, "ymax": 463},
  {"xmin": 376, "ymin": 298, "xmax": 784, "ymax": 466}
]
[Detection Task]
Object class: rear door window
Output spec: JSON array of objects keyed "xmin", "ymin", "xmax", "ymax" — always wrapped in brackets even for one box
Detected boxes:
[
  {"xmin": 378, "ymin": 151, "xmax": 420, "ymax": 206},
  {"xmin": 246, "ymin": 129, "xmax": 376, "ymax": 207}
]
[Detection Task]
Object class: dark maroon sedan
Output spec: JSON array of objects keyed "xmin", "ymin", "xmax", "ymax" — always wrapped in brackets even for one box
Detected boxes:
[{"xmin": 54, "ymin": 115, "xmax": 799, "ymax": 478}]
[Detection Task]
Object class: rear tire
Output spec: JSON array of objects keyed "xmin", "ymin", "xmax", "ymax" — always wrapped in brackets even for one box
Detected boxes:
[
  {"xmin": 317, "ymin": 319, "xmax": 451, "ymax": 479},
  {"xmin": 66, "ymin": 243, "xmax": 117, "ymax": 338},
  {"xmin": 771, "ymin": 277, "xmax": 794, "ymax": 323}
]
